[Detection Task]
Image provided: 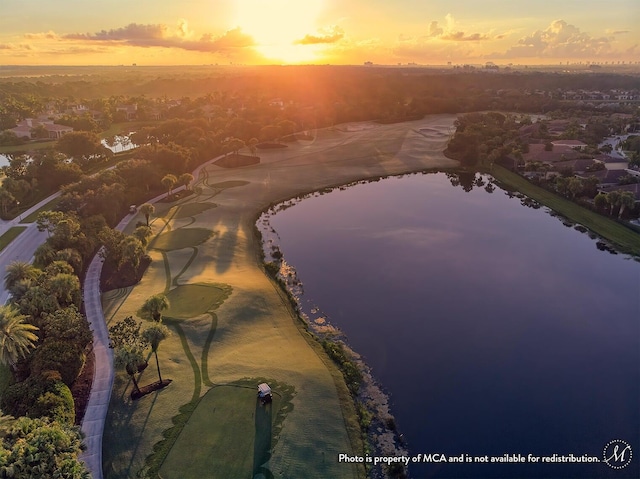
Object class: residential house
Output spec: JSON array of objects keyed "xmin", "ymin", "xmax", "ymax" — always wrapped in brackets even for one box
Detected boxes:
[{"xmin": 7, "ymin": 118, "xmax": 73, "ymax": 140}]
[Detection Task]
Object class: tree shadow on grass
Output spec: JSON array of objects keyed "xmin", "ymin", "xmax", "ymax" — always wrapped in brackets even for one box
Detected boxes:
[{"xmin": 253, "ymin": 400, "xmax": 274, "ymax": 479}]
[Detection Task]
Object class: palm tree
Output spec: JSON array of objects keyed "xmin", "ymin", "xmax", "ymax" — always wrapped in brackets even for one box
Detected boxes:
[
  {"xmin": 0, "ymin": 305, "xmax": 39, "ymax": 368},
  {"xmin": 4, "ymin": 261, "xmax": 40, "ymax": 293},
  {"xmin": 142, "ymin": 323, "xmax": 170, "ymax": 383},
  {"xmin": 161, "ymin": 174, "xmax": 177, "ymax": 198},
  {"xmin": 140, "ymin": 203, "xmax": 155, "ymax": 226},
  {"xmin": 178, "ymin": 173, "xmax": 194, "ymax": 192},
  {"xmin": 114, "ymin": 344, "xmax": 145, "ymax": 397},
  {"xmin": 47, "ymin": 273, "xmax": 81, "ymax": 308},
  {"xmin": 606, "ymin": 190, "xmax": 621, "ymax": 216},
  {"xmin": 141, "ymin": 294, "xmax": 170, "ymax": 322},
  {"xmin": 617, "ymin": 191, "xmax": 636, "ymax": 218}
]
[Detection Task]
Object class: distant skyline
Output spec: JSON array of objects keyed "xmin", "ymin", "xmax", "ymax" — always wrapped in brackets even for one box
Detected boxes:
[{"xmin": 0, "ymin": 0, "xmax": 638, "ymax": 66}]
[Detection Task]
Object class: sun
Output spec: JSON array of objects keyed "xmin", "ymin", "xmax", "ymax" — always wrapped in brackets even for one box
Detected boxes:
[{"xmin": 233, "ymin": 0, "xmax": 325, "ymax": 63}]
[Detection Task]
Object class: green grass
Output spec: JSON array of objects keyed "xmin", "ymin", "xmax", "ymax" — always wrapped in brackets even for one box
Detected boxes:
[
  {"xmin": 0, "ymin": 141, "xmax": 55, "ymax": 154},
  {"xmin": 100, "ymin": 121, "xmax": 162, "ymax": 139},
  {"xmin": 489, "ymin": 165, "xmax": 640, "ymax": 256},
  {"xmin": 161, "ymin": 284, "xmax": 231, "ymax": 319},
  {"xmin": 0, "ymin": 226, "xmax": 27, "ymax": 252},
  {"xmin": 159, "ymin": 383, "xmax": 286, "ymax": 479},
  {"xmin": 171, "ymin": 202, "xmax": 217, "ymax": 219},
  {"xmin": 149, "ymin": 228, "xmax": 213, "ymax": 251},
  {"xmin": 19, "ymin": 196, "xmax": 63, "ymax": 223}
]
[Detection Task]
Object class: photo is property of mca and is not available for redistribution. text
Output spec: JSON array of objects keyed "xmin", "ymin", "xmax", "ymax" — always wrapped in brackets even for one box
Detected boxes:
[{"xmin": 338, "ymin": 440, "xmax": 633, "ymax": 470}]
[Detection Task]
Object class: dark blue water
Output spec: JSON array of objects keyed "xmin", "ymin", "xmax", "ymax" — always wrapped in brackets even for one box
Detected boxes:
[{"xmin": 266, "ymin": 173, "xmax": 640, "ymax": 479}]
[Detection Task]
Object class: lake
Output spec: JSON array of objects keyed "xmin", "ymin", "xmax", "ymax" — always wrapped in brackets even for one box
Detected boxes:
[{"xmin": 261, "ymin": 172, "xmax": 640, "ymax": 478}]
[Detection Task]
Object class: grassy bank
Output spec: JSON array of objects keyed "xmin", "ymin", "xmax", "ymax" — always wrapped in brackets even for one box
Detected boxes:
[
  {"xmin": 0, "ymin": 226, "xmax": 27, "ymax": 252},
  {"xmin": 488, "ymin": 164, "xmax": 640, "ymax": 256}
]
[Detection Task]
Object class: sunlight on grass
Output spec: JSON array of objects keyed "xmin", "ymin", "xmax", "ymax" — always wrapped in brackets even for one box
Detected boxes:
[{"xmin": 150, "ymin": 228, "xmax": 213, "ymax": 251}]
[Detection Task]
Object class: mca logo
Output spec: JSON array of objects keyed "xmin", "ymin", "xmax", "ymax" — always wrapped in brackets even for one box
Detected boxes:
[{"xmin": 603, "ymin": 440, "xmax": 632, "ymax": 470}]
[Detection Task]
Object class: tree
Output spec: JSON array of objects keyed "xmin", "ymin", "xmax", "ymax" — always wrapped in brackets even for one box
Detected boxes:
[
  {"xmin": 55, "ymin": 131, "xmax": 109, "ymax": 165},
  {"xmin": 227, "ymin": 137, "xmax": 246, "ymax": 155},
  {"xmin": 133, "ymin": 225, "xmax": 152, "ymax": 246},
  {"xmin": 114, "ymin": 345, "xmax": 145, "ymax": 397},
  {"xmin": 142, "ymin": 323, "xmax": 170, "ymax": 383},
  {"xmin": 178, "ymin": 173, "xmax": 194, "ymax": 191},
  {"xmin": 140, "ymin": 203, "xmax": 155, "ymax": 226},
  {"xmin": 0, "ymin": 188, "xmax": 15, "ymax": 216},
  {"xmin": 248, "ymin": 137, "xmax": 259, "ymax": 157},
  {"xmin": 117, "ymin": 236, "xmax": 145, "ymax": 270},
  {"xmin": 567, "ymin": 177, "xmax": 584, "ymax": 199},
  {"xmin": 47, "ymin": 273, "xmax": 81, "ymax": 308},
  {"xmin": 161, "ymin": 174, "xmax": 177, "ymax": 198},
  {"xmin": 141, "ymin": 294, "xmax": 170, "ymax": 322},
  {"xmin": 617, "ymin": 191, "xmax": 636, "ymax": 218},
  {"xmin": 0, "ymin": 416, "xmax": 90, "ymax": 479},
  {"xmin": 109, "ymin": 316, "xmax": 148, "ymax": 397},
  {"xmin": 0, "ymin": 305, "xmax": 38, "ymax": 368},
  {"xmin": 594, "ymin": 192, "xmax": 608, "ymax": 211},
  {"xmin": 606, "ymin": 190, "xmax": 621, "ymax": 216},
  {"xmin": 4, "ymin": 261, "xmax": 40, "ymax": 293}
]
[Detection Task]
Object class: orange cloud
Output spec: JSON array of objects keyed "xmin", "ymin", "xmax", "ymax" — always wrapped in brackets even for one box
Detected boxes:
[
  {"xmin": 294, "ymin": 27, "xmax": 345, "ymax": 45},
  {"xmin": 498, "ymin": 20, "xmax": 613, "ymax": 59},
  {"xmin": 61, "ymin": 23, "xmax": 255, "ymax": 53}
]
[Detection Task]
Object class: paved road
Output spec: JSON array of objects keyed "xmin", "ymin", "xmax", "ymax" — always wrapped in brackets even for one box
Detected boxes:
[
  {"xmin": 0, "ymin": 192, "xmax": 61, "ymax": 303},
  {"xmin": 78, "ymin": 184, "xmax": 186, "ymax": 479}
]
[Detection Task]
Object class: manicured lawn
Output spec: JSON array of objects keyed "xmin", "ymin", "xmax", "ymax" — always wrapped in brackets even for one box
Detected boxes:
[
  {"xmin": 149, "ymin": 228, "xmax": 213, "ymax": 251},
  {"xmin": 490, "ymin": 165, "xmax": 640, "ymax": 256},
  {"xmin": 0, "ymin": 226, "xmax": 26, "ymax": 252},
  {"xmin": 159, "ymin": 384, "xmax": 285, "ymax": 479},
  {"xmin": 100, "ymin": 121, "xmax": 161, "ymax": 139},
  {"xmin": 171, "ymin": 202, "xmax": 217, "ymax": 219},
  {"xmin": 0, "ymin": 141, "xmax": 55, "ymax": 154},
  {"xmin": 163, "ymin": 284, "xmax": 231, "ymax": 319}
]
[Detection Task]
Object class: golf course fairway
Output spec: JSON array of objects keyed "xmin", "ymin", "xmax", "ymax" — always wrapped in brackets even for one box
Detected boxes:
[{"xmin": 101, "ymin": 115, "xmax": 459, "ymax": 478}]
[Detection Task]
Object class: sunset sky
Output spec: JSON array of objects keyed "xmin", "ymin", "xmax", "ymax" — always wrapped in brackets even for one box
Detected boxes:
[{"xmin": 0, "ymin": 0, "xmax": 638, "ymax": 66}]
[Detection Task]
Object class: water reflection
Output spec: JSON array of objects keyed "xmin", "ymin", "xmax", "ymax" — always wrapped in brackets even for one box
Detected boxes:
[{"xmin": 264, "ymin": 172, "xmax": 640, "ymax": 479}]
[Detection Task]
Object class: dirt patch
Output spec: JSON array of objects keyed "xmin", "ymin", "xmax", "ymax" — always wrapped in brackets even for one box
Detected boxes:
[{"xmin": 215, "ymin": 154, "xmax": 260, "ymax": 168}]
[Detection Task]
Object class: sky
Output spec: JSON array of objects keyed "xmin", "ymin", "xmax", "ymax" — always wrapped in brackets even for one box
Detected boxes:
[{"xmin": 0, "ymin": 0, "xmax": 638, "ymax": 66}]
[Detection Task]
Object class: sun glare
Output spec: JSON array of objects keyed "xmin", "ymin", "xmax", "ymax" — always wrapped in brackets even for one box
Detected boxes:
[{"xmin": 234, "ymin": 0, "xmax": 325, "ymax": 63}]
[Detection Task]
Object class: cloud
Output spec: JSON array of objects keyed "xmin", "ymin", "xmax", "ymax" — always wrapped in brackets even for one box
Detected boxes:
[
  {"xmin": 606, "ymin": 29, "xmax": 630, "ymax": 35},
  {"xmin": 61, "ymin": 22, "xmax": 255, "ymax": 53},
  {"xmin": 426, "ymin": 14, "xmax": 496, "ymax": 42},
  {"xmin": 0, "ymin": 43, "xmax": 32, "ymax": 51},
  {"xmin": 294, "ymin": 26, "xmax": 345, "ymax": 45},
  {"xmin": 498, "ymin": 20, "xmax": 613, "ymax": 59},
  {"xmin": 428, "ymin": 21, "xmax": 443, "ymax": 37},
  {"xmin": 24, "ymin": 31, "xmax": 59, "ymax": 40},
  {"xmin": 441, "ymin": 32, "xmax": 491, "ymax": 42}
]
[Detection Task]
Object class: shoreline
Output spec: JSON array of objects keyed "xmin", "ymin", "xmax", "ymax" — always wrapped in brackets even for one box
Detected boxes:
[
  {"xmin": 255, "ymin": 177, "xmax": 434, "ymax": 478},
  {"xmin": 101, "ymin": 115, "xmax": 460, "ymax": 478}
]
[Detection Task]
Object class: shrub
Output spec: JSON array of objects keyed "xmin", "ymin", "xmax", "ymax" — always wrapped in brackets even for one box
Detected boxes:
[
  {"xmin": 0, "ymin": 373, "xmax": 75, "ymax": 424},
  {"xmin": 31, "ymin": 340, "xmax": 86, "ymax": 386}
]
